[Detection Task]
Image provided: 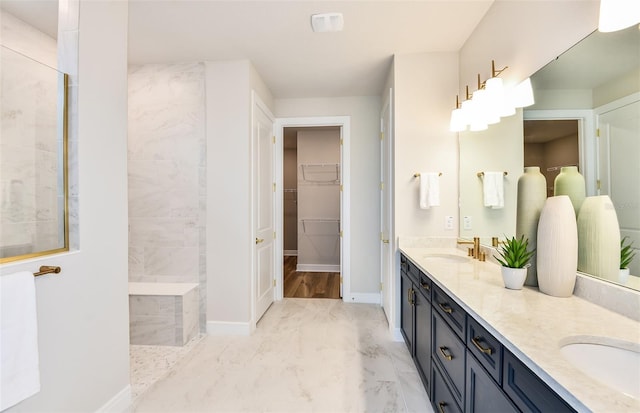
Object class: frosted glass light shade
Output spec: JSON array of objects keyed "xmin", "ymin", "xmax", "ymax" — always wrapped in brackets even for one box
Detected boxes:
[
  {"xmin": 485, "ymin": 77, "xmax": 515, "ymax": 118},
  {"xmin": 510, "ymin": 78, "xmax": 535, "ymax": 108},
  {"xmin": 450, "ymin": 107, "xmax": 466, "ymax": 132},
  {"xmin": 537, "ymin": 195, "xmax": 578, "ymax": 297},
  {"xmin": 598, "ymin": 0, "xmax": 640, "ymax": 32}
]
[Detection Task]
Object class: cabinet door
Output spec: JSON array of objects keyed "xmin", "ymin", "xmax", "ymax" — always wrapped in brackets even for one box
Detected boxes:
[
  {"xmin": 414, "ymin": 288, "xmax": 431, "ymax": 396},
  {"xmin": 466, "ymin": 352, "xmax": 518, "ymax": 413},
  {"xmin": 400, "ymin": 272, "xmax": 414, "ymax": 354},
  {"xmin": 432, "ymin": 363, "xmax": 463, "ymax": 413},
  {"xmin": 503, "ymin": 350, "xmax": 576, "ymax": 413}
]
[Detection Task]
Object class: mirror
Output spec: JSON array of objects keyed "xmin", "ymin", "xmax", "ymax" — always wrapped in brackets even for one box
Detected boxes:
[
  {"xmin": 459, "ymin": 25, "xmax": 640, "ymax": 291},
  {"xmin": 0, "ymin": 3, "xmax": 69, "ymax": 263}
]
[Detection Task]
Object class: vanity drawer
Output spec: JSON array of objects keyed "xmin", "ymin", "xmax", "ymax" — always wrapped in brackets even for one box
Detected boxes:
[
  {"xmin": 433, "ymin": 285, "xmax": 466, "ymax": 339},
  {"xmin": 503, "ymin": 350, "xmax": 576, "ymax": 413},
  {"xmin": 467, "ymin": 317, "xmax": 503, "ymax": 385},
  {"xmin": 400, "ymin": 254, "xmax": 409, "ymax": 275},
  {"xmin": 407, "ymin": 259, "xmax": 421, "ymax": 283},
  {"xmin": 432, "ymin": 363, "xmax": 463, "ymax": 413},
  {"xmin": 466, "ymin": 352, "xmax": 518, "ymax": 413},
  {"xmin": 417, "ymin": 271, "xmax": 432, "ymax": 300},
  {"xmin": 433, "ymin": 312, "xmax": 466, "ymax": 407}
]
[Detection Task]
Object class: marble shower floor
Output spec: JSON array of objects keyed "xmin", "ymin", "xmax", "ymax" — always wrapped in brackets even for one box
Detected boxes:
[{"xmin": 132, "ymin": 298, "xmax": 433, "ymax": 413}]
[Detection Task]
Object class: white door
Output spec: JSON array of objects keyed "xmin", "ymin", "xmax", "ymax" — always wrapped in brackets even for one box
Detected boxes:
[
  {"xmin": 380, "ymin": 89, "xmax": 393, "ymax": 320},
  {"xmin": 598, "ymin": 99, "xmax": 640, "ymax": 276},
  {"xmin": 253, "ymin": 95, "xmax": 275, "ymax": 321}
]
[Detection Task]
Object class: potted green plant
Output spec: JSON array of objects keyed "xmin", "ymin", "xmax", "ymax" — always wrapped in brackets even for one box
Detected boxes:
[
  {"xmin": 495, "ymin": 235, "xmax": 535, "ymax": 290},
  {"xmin": 620, "ymin": 237, "xmax": 636, "ymax": 284}
]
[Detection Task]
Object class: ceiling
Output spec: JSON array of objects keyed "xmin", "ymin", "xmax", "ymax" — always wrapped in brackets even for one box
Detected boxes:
[{"xmin": 1, "ymin": 0, "xmax": 495, "ymax": 98}]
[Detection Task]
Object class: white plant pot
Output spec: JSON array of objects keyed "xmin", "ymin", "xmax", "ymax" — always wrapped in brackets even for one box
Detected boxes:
[
  {"xmin": 501, "ymin": 267, "xmax": 528, "ymax": 290},
  {"xmin": 619, "ymin": 268, "xmax": 630, "ymax": 285}
]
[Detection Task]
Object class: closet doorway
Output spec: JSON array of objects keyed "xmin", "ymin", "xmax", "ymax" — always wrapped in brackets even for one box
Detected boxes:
[
  {"xmin": 275, "ymin": 116, "xmax": 356, "ymax": 301},
  {"xmin": 282, "ymin": 126, "xmax": 341, "ymax": 299}
]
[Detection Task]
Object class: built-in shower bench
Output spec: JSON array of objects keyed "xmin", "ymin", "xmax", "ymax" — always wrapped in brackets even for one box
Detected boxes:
[{"xmin": 128, "ymin": 282, "xmax": 198, "ymax": 346}]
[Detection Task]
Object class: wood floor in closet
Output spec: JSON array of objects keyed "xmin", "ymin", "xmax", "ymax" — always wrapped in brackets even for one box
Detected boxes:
[{"xmin": 283, "ymin": 256, "xmax": 341, "ymax": 299}]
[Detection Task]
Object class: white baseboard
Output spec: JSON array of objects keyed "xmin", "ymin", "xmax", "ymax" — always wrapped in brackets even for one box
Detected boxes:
[
  {"xmin": 391, "ymin": 328, "xmax": 404, "ymax": 342},
  {"xmin": 283, "ymin": 250, "xmax": 298, "ymax": 256},
  {"xmin": 296, "ymin": 264, "xmax": 340, "ymax": 273},
  {"xmin": 344, "ymin": 293, "xmax": 381, "ymax": 304},
  {"xmin": 206, "ymin": 321, "xmax": 251, "ymax": 336},
  {"xmin": 95, "ymin": 385, "xmax": 131, "ymax": 413}
]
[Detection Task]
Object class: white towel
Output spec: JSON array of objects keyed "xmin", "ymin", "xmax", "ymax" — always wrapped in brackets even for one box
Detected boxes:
[
  {"xmin": 1, "ymin": 271, "xmax": 41, "ymax": 410},
  {"xmin": 419, "ymin": 172, "xmax": 440, "ymax": 209},
  {"xmin": 482, "ymin": 172, "xmax": 504, "ymax": 209}
]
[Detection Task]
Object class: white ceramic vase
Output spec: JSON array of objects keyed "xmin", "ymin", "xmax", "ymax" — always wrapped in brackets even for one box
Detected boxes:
[
  {"xmin": 554, "ymin": 166, "xmax": 586, "ymax": 216},
  {"xmin": 577, "ymin": 195, "xmax": 620, "ymax": 282},
  {"xmin": 516, "ymin": 166, "xmax": 547, "ymax": 286},
  {"xmin": 537, "ymin": 195, "xmax": 578, "ymax": 297},
  {"xmin": 501, "ymin": 267, "xmax": 527, "ymax": 290}
]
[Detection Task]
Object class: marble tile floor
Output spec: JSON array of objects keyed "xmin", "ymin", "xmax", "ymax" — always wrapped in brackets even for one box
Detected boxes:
[{"xmin": 131, "ymin": 298, "xmax": 433, "ymax": 412}]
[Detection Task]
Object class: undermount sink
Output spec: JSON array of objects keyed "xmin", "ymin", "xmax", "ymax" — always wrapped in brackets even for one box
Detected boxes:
[
  {"xmin": 560, "ymin": 338, "xmax": 640, "ymax": 400},
  {"xmin": 422, "ymin": 253, "xmax": 470, "ymax": 264}
]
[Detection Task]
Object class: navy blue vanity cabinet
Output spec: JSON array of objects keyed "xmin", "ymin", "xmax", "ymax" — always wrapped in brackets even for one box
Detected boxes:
[
  {"xmin": 433, "ymin": 362, "xmax": 464, "ymax": 413},
  {"xmin": 466, "ymin": 353, "xmax": 518, "ymax": 413},
  {"xmin": 400, "ymin": 268, "xmax": 415, "ymax": 355},
  {"xmin": 433, "ymin": 285, "xmax": 466, "ymax": 340},
  {"xmin": 503, "ymin": 350, "xmax": 576, "ymax": 413},
  {"xmin": 433, "ymin": 311, "xmax": 467, "ymax": 410},
  {"xmin": 414, "ymin": 273, "xmax": 432, "ymax": 395}
]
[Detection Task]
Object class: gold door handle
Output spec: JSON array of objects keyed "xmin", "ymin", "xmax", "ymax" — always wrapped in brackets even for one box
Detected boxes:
[
  {"xmin": 255, "ymin": 238, "xmax": 264, "ymax": 244},
  {"xmin": 439, "ymin": 346, "xmax": 454, "ymax": 361},
  {"xmin": 471, "ymin": 336, "xmax": 493, "ymax": 355},
  {"xmin": 382, "ymin": 239, "xmax": 389, "ymax": 244}
]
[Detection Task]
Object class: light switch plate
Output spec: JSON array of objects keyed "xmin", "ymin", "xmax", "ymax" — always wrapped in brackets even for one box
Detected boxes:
[
  {"xmin": 463, "ymin": 216, "xmax": 472, "ymax": 230},
  {"xmin": 445, "ymin": 216, "xmax": 454, "ymax": 230}
]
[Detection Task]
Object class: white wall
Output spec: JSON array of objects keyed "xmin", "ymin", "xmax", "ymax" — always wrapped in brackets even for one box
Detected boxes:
[
  {"xmin": 1, "ymin": 1, "xmax": 131, "ymax": 411},
  {"xmin": 393, "ymin": 52, "xmax": 460, "ymax": 239},
  {"xmin": 206, "ymin": 60, "xmax": 275, "ymax": 330},
  {"xmin": 459, "ymin": 0, "xmax": 599, "ymax": 93},
  {"xmin": 274, "ymin": 97, "xmax": 381, "ymax": 295}
]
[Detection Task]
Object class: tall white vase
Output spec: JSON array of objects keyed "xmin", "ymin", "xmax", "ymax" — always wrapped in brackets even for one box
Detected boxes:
[
  {"xmin": 516, "ymin": 166, "xmax": 547, "ymax": 286},
  {"xmin": 537, "ymin": 196, "xmax": 578, "ymax": 297},
  {"xmin": 577, "ymin": 196, "xmax": 621, "ymax": 282},
  {"xmin": 554, "ymin": 166, "xmax": 586, "ymax": 216}
]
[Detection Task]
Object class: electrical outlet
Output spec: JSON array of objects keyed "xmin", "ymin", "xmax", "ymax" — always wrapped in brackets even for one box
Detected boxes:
[
  {"xmin": 463, "ymin": 216, "xmax": 472, "ymax": 230},
  {"xmin": 445, "ymin": 216, "xmax": 454, "ymax": 230}
]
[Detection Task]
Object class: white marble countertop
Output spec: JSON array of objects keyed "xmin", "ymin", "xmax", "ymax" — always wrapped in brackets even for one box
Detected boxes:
[{"xmin": 399, "ymin": 245, "xmax": 640, "ymax": 413}]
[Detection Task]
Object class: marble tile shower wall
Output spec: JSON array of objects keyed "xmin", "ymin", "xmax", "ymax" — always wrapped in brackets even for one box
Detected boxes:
[{"xmin": 127, "ymin": 63, "xmax": 207, "ymax": 332}]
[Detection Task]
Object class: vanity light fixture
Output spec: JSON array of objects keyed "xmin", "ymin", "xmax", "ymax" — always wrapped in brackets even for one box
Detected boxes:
[
  {"xmin": 598, "ymin": 0, "xmax": 640, "ymax": 32},
  {"xmin": 449, "ymin": 60, "xmax": 535, "ymax": 133}
]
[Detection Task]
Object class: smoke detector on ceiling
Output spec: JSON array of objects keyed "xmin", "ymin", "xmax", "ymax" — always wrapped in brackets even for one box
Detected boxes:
[{"xmin": 310, "ymin": 13, "xmax": 344, "ymax": 33}]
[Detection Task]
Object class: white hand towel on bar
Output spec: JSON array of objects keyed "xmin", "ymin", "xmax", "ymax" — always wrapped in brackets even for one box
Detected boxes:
[
  {"xmin": 1, "ymin": 271, "xmax": 41, "ymax": 411},
  {"xmin": 482, "ymin": 172, "xmax": 504, "ymax": 209},
  {"xmin": 419, "ymin": 172, "xmax": 440, "ymax": 209}
]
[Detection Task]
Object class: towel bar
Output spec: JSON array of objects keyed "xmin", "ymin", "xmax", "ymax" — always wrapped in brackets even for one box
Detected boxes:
[
  {"xmin": 477, "ymin": 171, "xmax": 508, "ymax": 177},
  {"xmin": 413, "ymin": 172, "xmax": 442, "ymax": 178},
  {"xmin": 34, "ymin": 266, "xmax": 61, "ymax": 277}
]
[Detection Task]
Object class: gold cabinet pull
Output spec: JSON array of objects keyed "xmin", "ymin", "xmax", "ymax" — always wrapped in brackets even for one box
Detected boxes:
[
  {"xmin": 471, "ymin": 336, "xmax": 493, "ymax": 355},
  {"xmin": 420, "ymin": 282, "xmax": 430, "ymax": 291},
  {"xmin": 439, "ymin": 346, "xmax": 453, "ymax": 361},
  {"xmin": 438, "ymin": 402, "xmax": 447, "ymax": 413},
  {"xmin": 438, "ymin": 302, "xmax": 453, "ymax": 314},
  {"xmin": 407, "ymin": 288, "xmax": 415, "ymax": 305},
  {"xmin": 255, "ymin": 238, "xmax": 264, "ymax": 244}
]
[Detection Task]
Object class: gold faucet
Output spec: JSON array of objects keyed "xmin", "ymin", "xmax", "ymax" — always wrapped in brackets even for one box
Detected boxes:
[{"xmin": 457, "ymin": 237, "xmax": 481, "ymax": 259}]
